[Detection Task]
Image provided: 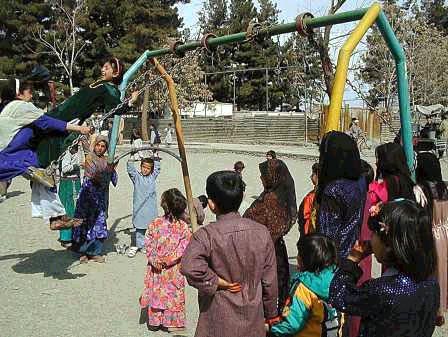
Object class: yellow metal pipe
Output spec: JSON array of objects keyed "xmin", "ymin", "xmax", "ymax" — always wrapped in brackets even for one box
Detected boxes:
[
  {"xmin": 326, "ymin": 3, "xmax": 382, "ymax": 132},
  {"xmin": 151, "ymin": 58, "xmax": 199, "ymax": 232}
]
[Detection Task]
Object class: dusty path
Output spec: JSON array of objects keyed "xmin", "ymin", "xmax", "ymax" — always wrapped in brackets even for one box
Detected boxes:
[{"xmin": 0, "ymin": 149, "xmax": 446, "ymax": 337}]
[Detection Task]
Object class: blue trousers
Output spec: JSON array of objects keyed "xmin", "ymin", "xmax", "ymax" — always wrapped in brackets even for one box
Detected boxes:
[
  {"xmin": 132, "ymin": 228, "xmax": 146, "ymax": 249},
  {"xmin": 78, "ymin": 239, "xmax": 104, "ymax": 256}
]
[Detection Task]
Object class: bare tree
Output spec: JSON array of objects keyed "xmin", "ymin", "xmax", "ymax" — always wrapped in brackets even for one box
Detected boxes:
[
  {"xmin": 32, "ymin": 0, "xmax": 88, "ymax": 94},
  {"xmin": 308, "ymin": 0, "xmax": 347, "ymax": 98}
]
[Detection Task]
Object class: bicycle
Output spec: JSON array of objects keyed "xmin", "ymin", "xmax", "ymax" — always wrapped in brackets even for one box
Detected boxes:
[{"xmin": 356, "ymin": 135, "xmax": 371, "ymax": 156}]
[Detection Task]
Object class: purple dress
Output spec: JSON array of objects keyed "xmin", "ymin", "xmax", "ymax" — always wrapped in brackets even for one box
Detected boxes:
[
  {"xmin": 330, "ymin": 259, "xmax": 439, "ymax": 337},
  {"xmin": 0, "ymin": 115, "xmax": 67, "ymax": 181},
  {"xmin": 72, "ymin": 152, "xmax": 117, "ymax": 255},
  {"xmin": 318, "ymin": 178, "xmax": 366, "ymax": 259}
]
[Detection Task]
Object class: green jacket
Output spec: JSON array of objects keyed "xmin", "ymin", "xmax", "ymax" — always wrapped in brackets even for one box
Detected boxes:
[
  {"xmin": 271, "ymin": 266, "xmax": 338, "ymax": 337},
  {"xmin": 37, "ymin": 81, "xmax": 121, "ymax": 167}
]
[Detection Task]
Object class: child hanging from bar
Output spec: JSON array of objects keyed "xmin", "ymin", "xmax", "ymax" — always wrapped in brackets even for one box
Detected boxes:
[
  {"xmin": 0, "ymin": 58, "xmax": 138, "ymax": 187},
  {"xmin": 0, "ymin": 58, "xmax": 137, "ymax": 229},
  {"xmin": 126, "ymin": 154, "xmax": 161, "ymax": 258},
  {"xmin": 72, "ymin": 135, "xmax": 118, "ymax": 263}
]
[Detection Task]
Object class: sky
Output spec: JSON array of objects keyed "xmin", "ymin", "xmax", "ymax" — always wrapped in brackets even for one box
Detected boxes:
[{"xmin": 177, "ymin": 0, "xmax": 378, "ymax": 106}]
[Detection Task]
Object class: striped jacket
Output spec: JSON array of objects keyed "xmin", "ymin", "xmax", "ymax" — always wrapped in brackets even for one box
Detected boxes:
[{"xmin": 270, "ymin": 266, "xmax": 339, "ymax": 337}]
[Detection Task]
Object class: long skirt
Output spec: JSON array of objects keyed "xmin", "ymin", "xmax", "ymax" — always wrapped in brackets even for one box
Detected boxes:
[
  {"xmin": 58, "ymin": 177, "xmax": 81, "ymax": 242},
  {"xmin": 275, "ymin": 237, "xmax": 290, "ymax": 313},
  {"xmin": 72, "ymin": 178, "xmax": 108, "ymax": 256}
]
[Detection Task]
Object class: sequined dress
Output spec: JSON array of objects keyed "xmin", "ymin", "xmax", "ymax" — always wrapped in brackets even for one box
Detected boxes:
[
  {"xmin": 317, "ymin": 178, "xmax": 366, "ymax": 259},
  {"xmin": 329, "ymin": 259, "xmax": 439, "ymax": 337}
]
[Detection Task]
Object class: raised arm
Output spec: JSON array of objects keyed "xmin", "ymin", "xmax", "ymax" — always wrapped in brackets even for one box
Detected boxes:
[
  {"xmin": 152, "ymin": 158, "xmax": 161, "ymax": 179},
  {"xmin": 126, "ymin": 161, "xmax": 138, "ymax": 183},
  {"xmin": 329, "ymin": 259, "xmax": 384, "ymax": 317}
]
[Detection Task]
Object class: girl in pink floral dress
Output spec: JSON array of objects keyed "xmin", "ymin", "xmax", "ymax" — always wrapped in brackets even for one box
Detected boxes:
[{"xmin": 140, "ymin": 188, "xmax": 191, "ymax": 332}]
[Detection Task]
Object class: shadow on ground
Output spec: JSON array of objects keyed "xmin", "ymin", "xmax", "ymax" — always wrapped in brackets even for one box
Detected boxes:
[
  {"xmin": 103, "ymin": 213, "xmax": 132, "ymax": 254},
  {"xmin": 0, "ymin": 248, "xmax": 86, "ymax": 280},
  {"xmin": 6, "ymin": 190, "xmax": 25, "ymax": 199}
]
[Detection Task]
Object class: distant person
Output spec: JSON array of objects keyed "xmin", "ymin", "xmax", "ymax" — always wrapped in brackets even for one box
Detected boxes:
[
  {"xmin": 266, "ymin": 150, "xmax": 276, "ymax": 160},
  {"xmin": 130, "ymin": 128, "xmax": 139, "ymax": 145},
  {"xmin": 233, "ymin": 161, "xmax": 245, "ymax": 176},
  {"xmin": 164, "ymin": 123, "xmax": 175, "ymax": 146},
  {"xmin": 149, "ymin": 124, "xmax": 161, "ymax": 149},
  {"xmin": 346, "ymin": 117, "xmax": 363, "ymax": 141},
  {"xmin": 181, "ymin": 171, "xmax": 278, "ymax": 337},
  {"xmin": 140, "ymin": 188, "xmax": 191, "ymax": 333},
  {"xmin": 181, "ymin": 194, "xmax": 208, "ymax": 226},
  {"xmin": 438, "ymin": 113, "xmax": 448, "ymax": 157},
  {"xmin": 126, "ymin": 155, "xmax": 161, "ymax": 258},
  {"xmin": 297, "ymin": 162, "xmax": 319, "ymax": 237},
  {"xmin": 420, "ymin": 115, "xmax": 437, "ymax": 139}
]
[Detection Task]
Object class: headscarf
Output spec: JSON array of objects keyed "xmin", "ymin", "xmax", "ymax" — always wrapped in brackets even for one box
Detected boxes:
[
  {"xmin": 375, "ymin": 142, "xmax": 415, "ymax": 201},
  {"xmin": 244, "ymin": 159, "xmax": 297, "ymax": 241},
  {"xmin": 316, "ymin": 131, "xmax": 361, "ymax": 203},
  {"xmin": 84, "ymin": 135, "xmax": 110, "ymax": 184},
  {"xmin": 416, "ymin": 152, "xmax": 448, "ymax": 204}
]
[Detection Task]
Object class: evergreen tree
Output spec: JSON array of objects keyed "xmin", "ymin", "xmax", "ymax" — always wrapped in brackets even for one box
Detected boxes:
[
  {"xmin": 0, "ymin": 0, "xmax": 189, "ymax": 89},
  {"xmin": 421, "ymin": 0, "xmax": 448, "ymax": 31}
]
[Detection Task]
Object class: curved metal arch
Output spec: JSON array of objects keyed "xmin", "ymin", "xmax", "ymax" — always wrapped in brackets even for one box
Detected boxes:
[{"xmin": 113, "ymin": 146, "xmax": 183, "ymax": 164}]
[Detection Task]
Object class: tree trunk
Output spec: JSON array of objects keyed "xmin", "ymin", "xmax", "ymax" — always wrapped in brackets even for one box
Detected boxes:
[
  {"xmin": 141, "ymin": 85, "xmax": 150, "ymax": 141},
  {"xmin": 69, "ymin": 76, "xmax": 74, "ymax": 96},
  {"xmin": 309, "ymin": 34, "xmax": 334, "ymax": 99}
]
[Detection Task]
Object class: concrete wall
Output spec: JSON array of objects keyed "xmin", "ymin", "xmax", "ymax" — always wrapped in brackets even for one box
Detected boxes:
[{"xmin": 123, "ymin": 115, "xmax": 320, "ymax": 144}]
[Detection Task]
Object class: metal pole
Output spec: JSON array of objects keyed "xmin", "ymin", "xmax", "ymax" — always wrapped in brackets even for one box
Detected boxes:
[
  {"xmin": 376, "ymin": 11, "xmax": 414, "ymax": 177},
  {"xmin": 265, "ymin": 68, "xmax": 269, "ymax": 112},
  {"xmin": 233, "ymin": 72, "xmax": 236, "ymax": 112},
  {"xmin": 151, "ymin": 58, "xmax": 198, "ymax": 231}
]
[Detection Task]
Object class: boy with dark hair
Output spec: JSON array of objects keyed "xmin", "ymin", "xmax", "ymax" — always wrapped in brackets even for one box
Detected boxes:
[
  {"xmin": 233, "ymin": 161, "xmax": 245, "ymax": 176},
  {"xmin": 181, "ymin": 171, "xmax": 278, "ymax": 337},
  {"xmin": 126, "ymin": 155, "xmax": 160, "ymax": 257}
]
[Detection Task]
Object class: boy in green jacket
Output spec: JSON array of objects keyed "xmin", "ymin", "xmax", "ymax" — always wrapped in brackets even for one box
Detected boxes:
[{"xmin": 269, "ymin": 233, "xmax": 339, "ymax": 337}]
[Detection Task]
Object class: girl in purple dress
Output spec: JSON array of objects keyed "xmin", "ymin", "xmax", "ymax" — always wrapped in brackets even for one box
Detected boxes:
[
  {"xmin": 329, "ymin": 200, "xmax": 439, "ymax": 337},
  {"xmin": 72, "ymin": 136, "xmax": 117, "ymax": 263},
  {"xmin": 316, "ymin": 131, "xmax": 365, "ymax": 259}
]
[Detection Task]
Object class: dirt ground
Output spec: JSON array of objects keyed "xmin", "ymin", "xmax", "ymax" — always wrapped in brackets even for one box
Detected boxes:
[{"xmin": 0, "ymin": 150, "xmax": 446, "ymax": 337}]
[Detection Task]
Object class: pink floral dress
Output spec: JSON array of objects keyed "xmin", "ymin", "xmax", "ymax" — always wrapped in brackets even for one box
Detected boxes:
[{"xmin": 140, "ymin": 215, "xmax": 191, "ymax": 328}]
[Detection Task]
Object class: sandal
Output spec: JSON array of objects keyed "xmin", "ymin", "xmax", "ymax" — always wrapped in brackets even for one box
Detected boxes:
[
  {"xmin": 127, "ymin": 246, "xmax": 139, "ymax": 258},
  {"xmin": 49, "ymin": 217, "xmax": 83, "ymax": 230},
  {"xmin": 26, "ymin": 167, "xmax": 55, "ymax": 188}
]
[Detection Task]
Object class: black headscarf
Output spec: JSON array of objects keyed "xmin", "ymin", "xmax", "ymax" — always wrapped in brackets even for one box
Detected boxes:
[
  {"xmin": 316, "ymin": 131, "xmax": 361, "ymax": 203},
  {"xmin": 416, "ymin": 152, "xmax": 447, "ymax": 204},
  {"xmin": 375, "ymin": 142, "xmax": 415, "ymax": 201}
]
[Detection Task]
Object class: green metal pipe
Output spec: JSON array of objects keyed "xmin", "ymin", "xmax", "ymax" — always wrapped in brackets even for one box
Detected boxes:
[
  {"xmin": 120, "ymin": 7, "xmax": 371, "ymax": 94},
  {"xmin": 306, "ymin": 8, "xmax": 368, "ymax": 28},
  {"xmin": 376, "ymin": 12, "xmax": 414, "ymax": 175}
]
